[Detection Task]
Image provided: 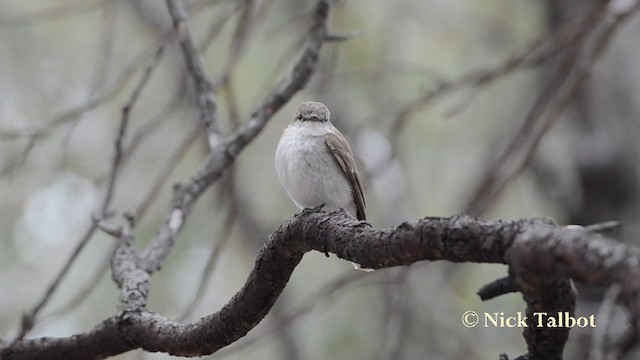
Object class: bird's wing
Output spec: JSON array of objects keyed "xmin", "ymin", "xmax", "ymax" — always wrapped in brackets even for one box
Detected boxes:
[{"xmin": 325, "ymin": 131, "xmax": 367, "ymax": 221}]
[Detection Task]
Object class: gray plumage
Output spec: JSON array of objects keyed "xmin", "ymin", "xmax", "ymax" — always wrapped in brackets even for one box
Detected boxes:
[{"xmin": 275, "ymin": 101, "xmax": 367, "ymax": 221}]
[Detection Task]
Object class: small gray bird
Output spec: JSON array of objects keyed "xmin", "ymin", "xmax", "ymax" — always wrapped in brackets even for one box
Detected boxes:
[{"xmin": 275, "ymin": 101, "xmax": 366, "ymax": 221}]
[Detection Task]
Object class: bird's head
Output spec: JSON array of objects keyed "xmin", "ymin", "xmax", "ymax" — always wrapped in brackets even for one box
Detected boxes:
[{"xmin": 294, "ymin": 101, "xmax": 330, "ymax": 123}]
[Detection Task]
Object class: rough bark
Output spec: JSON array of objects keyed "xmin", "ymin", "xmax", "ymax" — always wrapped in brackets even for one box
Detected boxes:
[{"xmin": 5, "ymin": 210, "xmax": 640, "ymax": 359}]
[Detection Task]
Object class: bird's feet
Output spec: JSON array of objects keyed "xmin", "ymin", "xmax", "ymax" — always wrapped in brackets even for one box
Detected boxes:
[
  {"xmin": 310, "ymin": 203, "xmax": 326, "ymax": 212},
  {"xmin": 296, "ymin": 203, "xmax": 326, "ymax": 218}
]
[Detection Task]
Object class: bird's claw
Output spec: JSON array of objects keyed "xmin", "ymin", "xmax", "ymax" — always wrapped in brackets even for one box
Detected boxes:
[
  {"xmin": 298, "ymin": 203, "xmax": 326, "ymax": 217},
  {"xmin": 311, "ymin": 203, "xmax": 326, "ymax": 211}
]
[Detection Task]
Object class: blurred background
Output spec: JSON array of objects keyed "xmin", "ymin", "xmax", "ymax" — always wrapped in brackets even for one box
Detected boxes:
[{"xmin": 1, "ymin": 0, "xmax": 639, "ymax": 359}]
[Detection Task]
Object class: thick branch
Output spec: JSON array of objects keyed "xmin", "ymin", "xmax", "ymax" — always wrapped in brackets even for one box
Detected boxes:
[
  {"xmin": 8, "ymin": 212, "xmax": 639, "ymax": 359},
  {"xmin": 507, "ymin": 226, "xmax": 640, "ymax": 329}
]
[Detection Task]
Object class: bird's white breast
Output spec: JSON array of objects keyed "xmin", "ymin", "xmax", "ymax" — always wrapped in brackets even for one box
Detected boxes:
[{"xmin": 275, "ymin": 122, "xmax": 356, "ymax": 216}]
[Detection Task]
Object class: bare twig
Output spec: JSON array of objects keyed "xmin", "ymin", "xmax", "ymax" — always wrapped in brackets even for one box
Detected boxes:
[
  {"xmin": 103, "ymin": 47, "xmax": 165, "ymax": 212},
  {"xmin": 589, "ymin": 284, "xmax": 621, "ymax": 360},
  {"xmin": 380, "ymin": 268, "xmax": 412, "ymax": 360},
  {"xmin": 60, "ymin": 0, "xmax": 118, "ymax": 150},
  {"xmin": 89, "ymin": 1, "xmax": 117, "ymax": 97},
  {"xmin": 16, "ymin": 224, "xmax": 99, "ymax": 340},
  {"xmin": 0, "ymin": 135, "xmax": 39, "ymax": 177},
  {"xmin": 324, "ymin": 30, "xmax": 363, "ymax": 42},
  {"xmin": 477, "ymin": 275, "xmax": 520, "ymax": 300},
  {"xmin": 117, "ymin": 76, "xmax": 189, "ymax": 172},
  {"xmin": 178, "ymin": 196, "xmax": 237, "ymax": 321},
  {"xmin": 93, "ymin": 217, "xmax": 122, "ymax": 238},
  {"xmin": 41, "ymin": 243, "xmax": 116, "ymax": 320},
  {"xmin": 135, "ymin": 123, "xmax": 201, "ymax": 219},
  {"xmin": 166, "ymin": 0, "xmax": 221, "ymax": 146},
  {"xmin": 110, "ymin": 213, "xmax": 149, "ymax": 312},
  {"xmin": 211, "ymin": 0, "xmax": 267, "ymax": 90},
  {"xmin": 584, "ymin": 220, "xmax": 621, "ymax": 234},
  {"xmin": 200, "ymin": 1, "xmax": 243, "ymax": 59}
]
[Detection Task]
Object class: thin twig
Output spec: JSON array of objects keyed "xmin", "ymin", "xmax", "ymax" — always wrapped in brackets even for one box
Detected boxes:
[
  {"xmin": 584, "ymin": 221, "xmax": 621, "ymax": 233},
  {"xmin": 102, "ymin": 47, "xmax": 165, "ymax": 212},
  {"xmin": 0, "ymin": 135, "xmax": 39, "ymax": 177},
  {"xmin": 211, "ymin": 0, "xmax": 268, "ymax": 90},
  {"xmin": 117, "ymin": 76, "xmax": 189, "ymax": 172},
  {"xmin": 178, "ymin": 195, "xmax": 237, "ymax": 321},
  {"xmin": 380, "ymin": 268, "xmax": 412, "ymax": 360},
  {"xmin": 30, "ymin": 244, "xmax": 116, "ymax": 334},
  {"xmin": 16, "ymin": 224, "xmax": 99, "ymax": 340},
  {"xmin": 478, "ymin": 276, "xmax": 520, "ymax": 301},
  {"xmin": 589, "ymin": 284, "xmax": 621, "ymax": 360},
  {"xmin": 166, "ymin": 0, "xmax": 221, "ymax": 145},
  {"xmin": 200, "ymin": 1, "xmax": 243, "ymax": 58},
  {"xmin": 135, "ymin": 123, "xmax": 201, "ymax": 219},
  {"xmin": 60, "ymin": 0, "xmax": 118, "ymax": 149}
]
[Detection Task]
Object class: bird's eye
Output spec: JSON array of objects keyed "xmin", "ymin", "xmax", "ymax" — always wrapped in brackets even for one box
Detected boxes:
[{"xmin": 296, "ymin": 114, "xmax": 303, "ymax": 121}]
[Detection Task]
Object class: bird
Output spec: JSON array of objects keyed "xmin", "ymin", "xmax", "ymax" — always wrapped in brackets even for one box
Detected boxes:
[
  {"xmin": 275, "ymin": 101, "xmax": 366, "ymax": 220},
  {"xmin": 275, "ymin": 101, "xmax": 370, "ymax": 270}
]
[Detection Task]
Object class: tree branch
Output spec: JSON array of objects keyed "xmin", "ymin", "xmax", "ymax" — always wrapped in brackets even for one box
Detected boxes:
[
  {"xmin": 166, "ymin": 0, "xmax": 221, "ymax": 145},
  {"xmin": 6, "ymin": 211, "xmax": 640, "ymax": 359}
]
